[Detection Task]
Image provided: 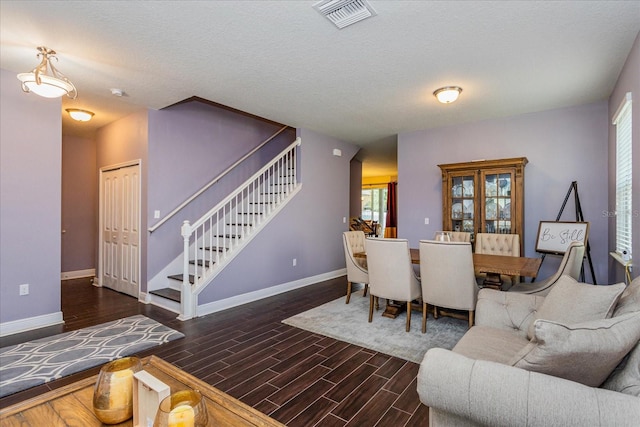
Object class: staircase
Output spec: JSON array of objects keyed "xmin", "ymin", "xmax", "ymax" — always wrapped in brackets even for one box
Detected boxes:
[{"xmin": 149, "ymin": 137, "xmax": 301, "ymax": 320}]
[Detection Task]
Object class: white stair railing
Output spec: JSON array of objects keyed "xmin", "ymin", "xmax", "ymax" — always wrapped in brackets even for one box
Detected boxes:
[{"xmin": 178, "ymin": 137, "xmax": 301, "ymax": 320}]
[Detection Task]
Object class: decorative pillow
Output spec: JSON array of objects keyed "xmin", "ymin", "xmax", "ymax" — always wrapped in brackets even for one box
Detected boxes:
[
  {"xmin": 511, "ymin": 312, "xmax": 640, "ymax": 387},
  {"xmin": 527, "ymin": 276, "xmax": 625, "ymax": 339}
]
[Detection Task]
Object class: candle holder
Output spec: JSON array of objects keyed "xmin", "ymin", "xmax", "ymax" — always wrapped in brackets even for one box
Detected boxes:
[
  {"xmin": 434, "ymin": 231, "xmax": 452, "ymax": 242},
  {"xmin": 93, "ymin": 356, "xmax": 143, "ymax": 424},
  {"xmin": 153, "ymin": 389, "xmax": 208, "ymax": 427}
]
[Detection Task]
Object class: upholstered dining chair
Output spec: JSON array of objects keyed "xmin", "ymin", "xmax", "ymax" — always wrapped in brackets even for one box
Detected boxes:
[
  {"xmin": 342, "ymin": 231, "xmax": 369, "ymax": 304},
  {"xmin": 474, "ymin": 232, "xmax": 520, "ymax": 287},
  {"xmin": 365, "ymin": 238, "xmax": 421, "ymax": 332},
  {"xmin": 509, "ymin": 241, "xmax": 585, "ymax": 296},
  {"xmin": 419, "ymin": 240, "xmax": 479, "ymax": 332}
]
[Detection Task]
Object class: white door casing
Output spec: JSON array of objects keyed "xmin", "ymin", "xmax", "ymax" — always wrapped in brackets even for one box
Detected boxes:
[{"xmin": 99, "ymin": 162, "xmax": 141, "ymax": 298}]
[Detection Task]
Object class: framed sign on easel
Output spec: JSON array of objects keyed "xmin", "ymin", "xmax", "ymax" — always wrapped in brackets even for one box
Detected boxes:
[
  {"xmin": 536, "ymin": 181, "xmax": 597, "ymax": 284},
  {"xmin": 535, "ymin": 221, "xmax": 589, "ymax": 254}
]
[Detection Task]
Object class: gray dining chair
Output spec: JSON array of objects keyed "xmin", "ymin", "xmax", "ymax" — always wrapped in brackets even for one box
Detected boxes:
[
  {"xmin": 365, "ymin": 238, "xmax": 421, "ymax": 332},
  {"xmin": 342, "ymin": 230, "xmax": 369, "ymax": 303},
  {"xmin": 419, "ymin": 240, "xmax": 479, "ymax": 332}
]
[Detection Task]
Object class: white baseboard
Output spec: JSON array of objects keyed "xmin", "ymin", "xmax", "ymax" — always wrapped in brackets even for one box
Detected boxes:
[
  {"xmin": 196, "ymin": 268, "xmax": 346, "ymax": 318},
  {"xmin": 61, "ymin": 268, "xmax": 96, "ymax": 280},
  {"xmin": 0, "ymin": 311, "xmax": 64, "ymax": 337}
]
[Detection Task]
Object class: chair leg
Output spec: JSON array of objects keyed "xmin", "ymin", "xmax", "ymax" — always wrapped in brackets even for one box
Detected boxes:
[
  {"xmin": 406, "ymin": 301, "xmax": 411, "ymax": 332},
  {"xmin": 434, "ymin": 306, "xmax": 439, "ymax": 319},
  {"xmin": 368, "ymin": 294, "xmax": 374, "ymax": 323},
  {"xmin": 469, "ymin": 310, "xmax": 475, "ymax": 328},
  {"xmin": 375, "ymin": 297, "xmax": 379, "ymax": 310},
  {"xmin": 346, "ymin": 282, "xmax": 352, "ymax": 304},
  {"xmin": 422, "ymin": 302, "xmax": 427, "ymax": 333},
  {"xmin": 363, "ymin": 284, "xmax": 368, "ymax": 297}
]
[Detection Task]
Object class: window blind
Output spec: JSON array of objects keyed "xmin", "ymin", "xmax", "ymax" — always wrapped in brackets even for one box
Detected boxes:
[{"xmin": 613, "ymin": 92, "xmax": 632, "ymax": 256}]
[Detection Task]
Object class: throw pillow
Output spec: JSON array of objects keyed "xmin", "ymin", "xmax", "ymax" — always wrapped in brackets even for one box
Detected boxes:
[
  {"xmin": 527, "ymin": 276, "xmax": 625, "ymax": 339},
  {"xmin": 511, "ymin": 312, "xmax": 640, "ymax": 387}
]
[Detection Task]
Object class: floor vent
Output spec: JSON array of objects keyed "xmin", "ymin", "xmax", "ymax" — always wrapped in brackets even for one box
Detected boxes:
[{"xmin": 313, "ymin": 0, "xmax": 377, "ymax": 29}]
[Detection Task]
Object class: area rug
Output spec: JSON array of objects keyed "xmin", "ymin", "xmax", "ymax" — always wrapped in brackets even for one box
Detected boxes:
[
  {"xmin": 0, "ymin": 315, "xmax": 184, "ymax": 398},
  {"xmin": 282, "ymin": 290, "xmax": 467, "ymax": 363}
]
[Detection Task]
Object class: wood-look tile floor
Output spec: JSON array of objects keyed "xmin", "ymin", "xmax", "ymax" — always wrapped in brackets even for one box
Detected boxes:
[{"xmin": 0, "ymin": 277, "xmax": 428, "ymax": 426}]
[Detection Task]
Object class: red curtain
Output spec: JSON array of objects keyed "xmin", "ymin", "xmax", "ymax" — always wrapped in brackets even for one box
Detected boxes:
[{"xmin": 384, "ymin": 182, "xmax": 397, "ymax": 238}]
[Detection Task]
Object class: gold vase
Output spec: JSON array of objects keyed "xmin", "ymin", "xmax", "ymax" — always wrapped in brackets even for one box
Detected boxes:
[
  {"xmin": 93, "ymin": 356, "xmax": 143, "ymax": 424},
  {"xmin": 153, "ymin": 389, "xmax": 208, "ymax": 427}
]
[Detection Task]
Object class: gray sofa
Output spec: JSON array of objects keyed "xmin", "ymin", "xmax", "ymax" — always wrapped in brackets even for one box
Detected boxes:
[{"xmin": 417, "ymin": 275, "xmax": 640, "ymax": 427}]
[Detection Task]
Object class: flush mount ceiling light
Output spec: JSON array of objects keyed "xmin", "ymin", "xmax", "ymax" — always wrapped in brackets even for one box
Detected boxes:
[
  {"xmin": 433, "ymin": 86, "xmax": 463, "ymax": 104},
  {"xmin": 313, "ymin": 0, "xmax": 377, "ymax": 29},
  {"xmin": 66, "ymin": 108, "xmax": 94, "ymax": 122},
  {"xmin": 17, "ymin": 46, "xmax": 77, "ymax": 99}
]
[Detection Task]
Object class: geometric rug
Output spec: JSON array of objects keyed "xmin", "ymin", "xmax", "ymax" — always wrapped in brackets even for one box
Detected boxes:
[
  {"xmin": 282, "ymin": 290, "xmax": 467, "ymax": 364},
  {"xmin": 0, "ymin": 315, "xmax": 184, "ymax": 398}
]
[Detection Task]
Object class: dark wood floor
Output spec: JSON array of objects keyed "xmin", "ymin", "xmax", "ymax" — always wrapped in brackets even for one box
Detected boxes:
[{"xmin": 0, "ymin": 277, "xmax": 428, "ymax": 426}]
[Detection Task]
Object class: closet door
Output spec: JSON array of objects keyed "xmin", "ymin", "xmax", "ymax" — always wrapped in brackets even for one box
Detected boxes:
[{"xmin": 101, "ymin": 163, "xmax": 140, "ymax": 298}]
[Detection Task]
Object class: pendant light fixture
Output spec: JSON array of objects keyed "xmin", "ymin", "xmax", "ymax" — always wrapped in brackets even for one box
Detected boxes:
[
  {"xmin": 433, "ymin": 86, "xmax": 462, "ymax": 104},
  {"xmin": 17, "ymin": 46, "xmax": 77, "ymax": 99}
]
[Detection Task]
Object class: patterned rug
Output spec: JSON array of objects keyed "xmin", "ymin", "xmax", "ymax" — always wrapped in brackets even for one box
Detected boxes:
[
  {"xmin": 282, "ymin": 290, "xmax": 467, "ymax": 363},
  {"xmin": 0, "ymin": 315, "xmax": 184, "ymax": 398}
]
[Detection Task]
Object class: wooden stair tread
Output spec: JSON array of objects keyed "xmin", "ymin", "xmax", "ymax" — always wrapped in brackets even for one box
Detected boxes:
[
  {"xmin": 189, "ymin": 259, "xmax": 213, "ymax": 267},
  {"xmin": 168, "ymin": 274, "xmax": 196, "ymax": 284},
  {"xmin": 150, "ymin": 287, "xmax": 181, "ymax": 302},
  {"xmin": 201, "ymin": 246, "xmax": 228, "ymax": 252}
]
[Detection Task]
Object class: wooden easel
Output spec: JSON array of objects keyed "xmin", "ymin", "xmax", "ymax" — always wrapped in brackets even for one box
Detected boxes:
[{"xmin": 539, "ymin": 181, "xmax": 597, "ymax": 284}]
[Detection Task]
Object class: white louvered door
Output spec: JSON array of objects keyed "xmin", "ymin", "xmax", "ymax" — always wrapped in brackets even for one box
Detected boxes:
[{"xmin": 101, "ymin": 164, "xmax": 140, "ymax": 298}]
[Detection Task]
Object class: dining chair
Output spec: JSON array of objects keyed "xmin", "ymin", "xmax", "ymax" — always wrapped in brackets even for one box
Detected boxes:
[
  {"xmin": 474, "ymin": 232, "xmax": 520, "ymax": 287},
  {"xmin": 419, "ymin": 240, "xmax": 479, "ymax": 332},
  {"xmin": 509, "ymin": 241, "xmax": 585, "ymax": 296},
  {"xmin": 342, "ymin": 231, "xmax": 369, "ymax": 304},
  {"xmin": 365, "ymin": 238, "xmax": 421, "ymax": 332}
]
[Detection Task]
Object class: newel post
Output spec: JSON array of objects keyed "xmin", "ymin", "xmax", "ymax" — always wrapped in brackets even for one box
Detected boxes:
[{"xmin": 179, "ymin": 220, "xmax": 194, "ymax": 320}]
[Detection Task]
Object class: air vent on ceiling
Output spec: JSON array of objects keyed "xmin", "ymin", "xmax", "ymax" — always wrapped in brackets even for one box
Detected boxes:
[{"xmin": 313, "ymin": 0, "xmax": 377, "ymax": 29}]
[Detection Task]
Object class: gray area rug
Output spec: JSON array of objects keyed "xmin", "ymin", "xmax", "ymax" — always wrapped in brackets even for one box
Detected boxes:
[
  {"xmin": 0, "ymin": 314, "xmax": 184, "ymax": 398},
  {"xmin": 282, "ymin": 290, "xmax": 467, "ymax": 363}
]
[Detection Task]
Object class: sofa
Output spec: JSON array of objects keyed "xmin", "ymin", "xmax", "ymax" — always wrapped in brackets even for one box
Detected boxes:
[{"xmin": 417, "ymin": 275, "xmax": 640, "ymax": 426}]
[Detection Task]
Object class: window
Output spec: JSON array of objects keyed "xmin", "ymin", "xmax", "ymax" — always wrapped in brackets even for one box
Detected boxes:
[
  {"xmin": 361, "ymin": 186, "xmax": 387, "ymax": 233},
  {"xmin": 613, "ymin": 92, "xmax": 632, "ymax": 257}
]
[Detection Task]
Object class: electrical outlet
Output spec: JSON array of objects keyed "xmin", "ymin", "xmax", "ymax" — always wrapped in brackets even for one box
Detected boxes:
[
  {"xmin": 424, "ymin": 217, "xmax": 429, "ymax": 225},
  {"xmin": 19, "ymin": 283, "xmax": 29, "ymax": 296},
  {"xmin": 292, "ymin": 258, "xmax": 297, "ymax": 267},
  {"xmin": 154, "ymin": 210, "xmax": 160, "ymax": 219}
]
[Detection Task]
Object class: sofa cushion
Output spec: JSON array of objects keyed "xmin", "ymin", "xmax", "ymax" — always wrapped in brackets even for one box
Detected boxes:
[
  {"xmin": 511, "ymin": 312, "xmax": 640, "ymax": 387},
  {"xmin": 527, "ymin": 276, "xmax": 625, "ymax": 339},
  {"xmin": 453, "ymin": 325, "xmax": 530, "ymax": 365},
  {"xmin": 602, "ymin": 276, "xmax": 640, "ymax": 396}
]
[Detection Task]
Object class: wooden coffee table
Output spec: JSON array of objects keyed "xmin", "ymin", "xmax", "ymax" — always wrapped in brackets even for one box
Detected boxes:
[{"xmin": 0, "ymin": 355, "xmax": 284, "ymax": 426}]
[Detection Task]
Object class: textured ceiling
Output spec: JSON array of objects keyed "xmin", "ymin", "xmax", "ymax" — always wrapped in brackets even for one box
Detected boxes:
[{"xmin": 1, "ymin": 1, "xmax": 639, "ymax": 177}]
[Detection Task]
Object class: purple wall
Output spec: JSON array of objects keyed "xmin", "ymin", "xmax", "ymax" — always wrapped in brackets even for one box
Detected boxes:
[
  {"xmin": 0, "ymin": 68, "xmax": 62, "ymax": 323},
  {"xmin": 146, "ymin": 101, "xmax": 295, "ymax": 281},
  {"xmin": 608, "ymin": 30, "xmax": 640, "ymax": 283},
  {"xmin": 350, "ymin": 159, "xmax": 363, "ymax": 218},
  {"xmin": 198, "ymin": 128, "xmax": 359, "ymax": 303},
  {"xmin": 398, "ymin": 101, "xmax": 609, "ymax": 285},
  {"xmin": 61, "ymin": 134, "xmax": 97, "ymax": 273},
  {"xmin": 96, "ymin": 110, "xmax": 149, "ymax": 287}
]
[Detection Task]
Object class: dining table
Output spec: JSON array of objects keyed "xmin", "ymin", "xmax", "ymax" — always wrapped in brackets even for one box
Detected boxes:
[{"xmin": 353, "ymin": 248, "xmax": 543, "ymax": 318}]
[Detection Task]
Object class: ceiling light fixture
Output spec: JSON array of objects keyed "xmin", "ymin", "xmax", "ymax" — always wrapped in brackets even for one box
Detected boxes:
[
  {"xmin": 66, "ymin": 108, "xmax": 94, "ymax": 122},
  {"xmin": 433, "ymin": 86, "xmax": 462, "ymax": 104},
  {"xmin": 17, "ymin": 46, "xmax": 77, "ymax": 99}
]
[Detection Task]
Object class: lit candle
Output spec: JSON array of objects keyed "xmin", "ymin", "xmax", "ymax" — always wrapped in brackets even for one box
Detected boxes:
[
  {"xmin": 168, "ymin": 404, "xmax": 195, "ymax": 427},
  {"xmin": 108, "ymin": 368, "xmax": 134, "ymax": 410}
]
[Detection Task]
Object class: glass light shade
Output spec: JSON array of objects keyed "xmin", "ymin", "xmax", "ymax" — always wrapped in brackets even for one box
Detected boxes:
[
  {"xmin": 17, "ymin": 73, "xmax": 75, "ymax": 98},
  {"xmin": 93, "ymin": 357, "xmax": 143, "ymax": 424},
  {"xmin": 66, "ymin": 108, "xmax": 94, "ymax": 122},
  {"xmin": 434, "ymin": 86, "xmax": 462, "ymax": 104}
]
